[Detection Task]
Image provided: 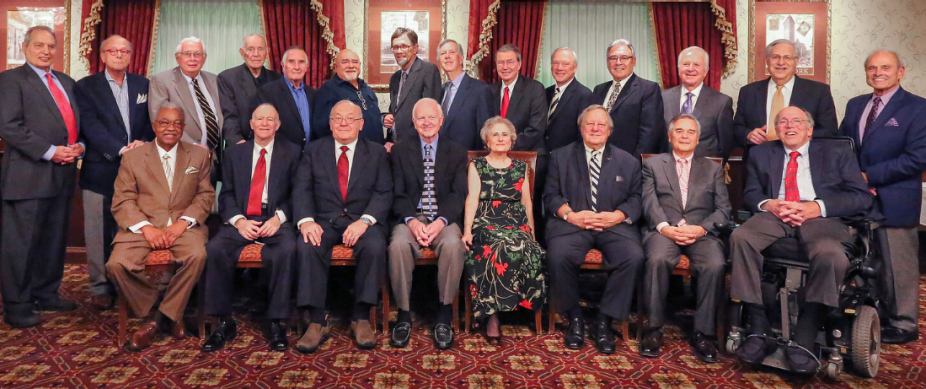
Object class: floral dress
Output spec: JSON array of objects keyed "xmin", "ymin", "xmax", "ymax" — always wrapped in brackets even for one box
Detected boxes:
[{"xmin": 465, "ymin": 157, "xmax": 546, "ymax": 318}]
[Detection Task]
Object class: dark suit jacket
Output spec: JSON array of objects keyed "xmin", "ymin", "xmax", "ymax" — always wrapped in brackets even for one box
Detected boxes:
[
  {"xmin": 217, "ymin": 64, "xmax": 282, "ymax": 144},
  {"xmin": 0, "ymin": 65, "xmax": 81, "ymax": 200},
  {"xmin": 74, "ymin": 71, "xmax": 154, "ymax": 196},
  {"xmin": 390, "ymin": 137, "xmax": 468, "ymax": 227},
  {"xmin": 219, "ymin": 139, "xmax": 301, "ymax": 223},
  {"xmin": 257, "ymin": 78, "xmax": 318, "ymax": 146},
  {"xmin": 593, "ymin": 73, "xmax": 666, "ymax": 157},
  {"xmin": 661, "ymin": 85, "xmax": 734, "ymax": 159},
  {"xmin": 642, "ymin": 153, "xmax": 730, "ymax": 234},
  {"xmin": 839, "ymin": 87, "xmax": 926, "ymax": 228},
  {"xmin": 743, "ymin": 139, "xmax": 871, "ymax": 220},
  {"xmin": 440, "ymin": 74, "xmax": 493, "ymax": 150},
  {"xmin": 543, "ymin": 141, "xmax": 642, "ymax": 239},
  {"xmin": 293, "ymin": 137, "xmax": 392, "ymax": 229},
  {"xmin": 389, "ymin": 58, "xmax": 443, "ymax": 144},
  {"xmin": 545, "ymin": 79, "xmax": 595, "ymax": 152},
  {"xmin": 489, "ymin": 75, "xmax": 547, "ymax": 152},
  {"xmin": 733, "ymin": 76, "xmax": 838, "ymax": 147}
]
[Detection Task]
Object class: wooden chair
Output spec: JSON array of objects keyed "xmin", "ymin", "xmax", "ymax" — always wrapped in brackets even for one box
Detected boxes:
[
  {"xmin": 330, "ymin": 245, "xmax": 390, "ymax": 334},
  {"xmin": 462, "ymin": 150, "xmax": 543, "ymax": 335},
  {"xmin": 116, "ymin": 249, "xmax": 177, "ymax": 347}
]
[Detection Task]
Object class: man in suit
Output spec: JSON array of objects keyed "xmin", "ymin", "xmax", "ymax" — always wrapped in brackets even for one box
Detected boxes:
[
  {"xmin": 388, "ymin": 98, "xmax": 468, "ymax": 350},
  {"xmin": 257, "ymin": 46, "xmax": 317, "ymax": 146},
  {"xmin": 661, "ymin": 46, "xmax": 734, "ymax": 159},
  {"xmin": 313, "ymin": 50, "xmax": 385, "ymax": 145},
  {"xmin": 839, "ymin": 50, "xmax": 926, "ymax": 344},
  {"xmin": 734, "ymin": 39, "xmax": 838, "ymax": 148},
  {"xmin": 217, "ymin": 34, "xmax": 282, "ymax": 144},
  {"xmin": 544, "ymin": 104, "xmax": 644, "ymax": 354},
  {"xmin": 107, "ymin": 104, "xmax": 215, "ymax": 352},
  {"xmin": 294, "ymin": 100, "xmax": 392, "ymax": 353},
  {"xmin": 489, "ymin": 44, "xmax": 547, "ymax": 152},
  {"xmin": 546, "ymin": 47, "xmax": 595, "ymax": 153},
  {"xmin": 436, "ymin": 39, "xmax": 492, "ymax": 150},
  {"xmin": 592, "ymin": 39, "xmax": 665, "ymax": 157},
  {"xmin": 0, "ymin": 26, "xmax": 84, "ymax": 328},
  {"xmin": 202, "ymin": 103, "xmax": 300, "ymax": 352},
  {"xmin": 74, "ymin": 35, "xmax": 154, "ymax": 309},
  {"xmin": 639, "ymin": 114, "xmax": 730, "ymax": 362},
  {"xmin": 730, "ymin": 106, "xmax": 871, "ymax": 374},
  {"xmin": 383, "ymin": 28, "xmax": 443, "ymax": 147}
]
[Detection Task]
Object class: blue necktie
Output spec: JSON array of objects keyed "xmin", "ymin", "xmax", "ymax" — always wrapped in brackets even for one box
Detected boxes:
[{"xmin": 681, "ymin": 92, "xmax": 694, "ymax": 114}]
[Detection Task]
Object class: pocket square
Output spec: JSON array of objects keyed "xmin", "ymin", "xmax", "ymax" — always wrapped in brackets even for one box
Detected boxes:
[
  {"xmin": 136, "ymin": 93, "xmax": 148, "ymax": 104},
  {"xmin": 886, "ymin": 118, "xmax": 899, "ymax": 127},
  {"xmin": 615, "ymin": 175, "xmax": 624, "ymax": 182},
  {"xmin": 184, "ymin": 166, "xmax": 199, "ymax": 174}
]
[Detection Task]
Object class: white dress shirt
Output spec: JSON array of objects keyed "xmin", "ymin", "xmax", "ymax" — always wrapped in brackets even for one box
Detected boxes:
[
  {"xmin": 181, "ymin": 71, "xmax": 219, "ymax": 146},
  {"xmin": 296, "ymin": 138, "xmax": 377, "ymax": 227},
  {"xmin": 656, "ymin": 152, "xmax": 694, "ymax": 232},
  {"xmin": 129, "ymin": 142, "xmax": 197, "ymax": 233},
  {"xmin": 766, "ymin": 76, "xmax": 795, "ymax": 126},
  {"xmin": 499, "ymin": 75, "xmax": 518, "ymax": 107},
  {"xmin": 227, "ymin": 140, "xmax": 288, "ymax": 226},
  {"xmin": 679, "ymin": 82, "xmax": 704, "ymax": 111},
  {"xmin": 758, "ymin": 141, "xmax": 827, "ymax": 217}
]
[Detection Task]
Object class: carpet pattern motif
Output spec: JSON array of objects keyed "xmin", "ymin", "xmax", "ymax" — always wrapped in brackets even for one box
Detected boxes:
[{"xmin": 0, "ymin": 265, "xmax": 924, "ymax": 388}]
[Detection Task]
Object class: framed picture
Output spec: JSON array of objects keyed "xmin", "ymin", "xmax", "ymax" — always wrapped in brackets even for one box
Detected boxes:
[
  {"xmin": 749, "ymin": 0, "xmax": 830, "ymax": 84},
  {"xmin": 363, "ymin": 0, "xmax": 445, "ymax": 91},
  {"xmin": 0, "ymin": 1, "xmax": 70, "ymax": 73}
]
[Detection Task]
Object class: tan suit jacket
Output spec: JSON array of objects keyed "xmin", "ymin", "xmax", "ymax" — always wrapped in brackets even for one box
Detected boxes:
[{"xmin": 148, "ymin": 67, "xmax": 223, "ymax": 147}]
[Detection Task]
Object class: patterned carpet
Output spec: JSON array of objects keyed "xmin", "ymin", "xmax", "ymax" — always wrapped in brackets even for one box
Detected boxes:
[{"xmin": 0, "ymin": 265, "xmax": 924, "ymax": 388}]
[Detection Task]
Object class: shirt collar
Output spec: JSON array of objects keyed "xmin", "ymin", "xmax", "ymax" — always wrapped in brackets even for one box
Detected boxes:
[
  {"xmin": 584, "ymin": 143, "xmax": 606, "ymax": 155},
  {"xmin": 672, "ymin": 151, "xmax": 694, "ymax": 164},
  {"xmin": 155, "ymin": 141, "xmax": 179, "ymax": 160},
  {"xmin": 502, "ymin": 75, "xmax": 518, "ymax": 90},
  {"xmin": 555, "ymin": 78, "xmax": 574, "ymax": 93},
  {"xmin": 26, "ymin": 62, "xmax": 52, "ymax": 80},
  {"xmin": 181, "ymin": 70, "xmax": 203, "ymax": 85},
  {"xmin": 769, "ymin": 75, "xmax": 796, "ymax": 92},
  {"xmin": 682, "ymin": 82, "xmax": 703, "ymax": 98},
  {"xmin": 336, "ymin": 138, "xmax": 359, "ymax": 153},
  {"xmin": 450, "ymin": 71, "xmax": 465, "ymax": 88},
  {"xmin": 873, "ymin": 85, "xmax": 901, "ymax": 105},
  {"xmin": 285, "ymin": 77, "xmax": 304, "ymax": 91},
  {"xmin": 614, "ymin": 72, "xmax": 634, "ymax": 89},
  {"xmin": 784, "ymin": 140, "xmax": 811, "ymax": 156},
  {"xmin": 255, "ymin": 139, "xmax": 275, "ymax": 155},
  {"xmin": 420, "ymin": 134, "xmax": 439, "ymax": 151}
]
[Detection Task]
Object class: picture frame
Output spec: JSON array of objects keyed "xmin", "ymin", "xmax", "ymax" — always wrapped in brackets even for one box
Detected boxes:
[
  {"xmin": 0, "ymin": 0, "xmax": 70, "ymax": 73},
  {"xmin": 363, "ymin": 0, "xmax": 445, "ymax": 91},
  {"xmin": 749, "ymin": 0, "xmax": 830, "ymax": 84}
]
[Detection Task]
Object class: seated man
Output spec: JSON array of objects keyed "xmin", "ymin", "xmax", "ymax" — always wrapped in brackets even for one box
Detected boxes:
[
  {"xmin": 388, "ymin": 98, "xmax": 468, "ymax": 350},
  {"xmin": 544, "ymin": 104, "xmax": 645, "ymax": 354},
  {"xmin": 640, "ymin": 114, "xmax": 731, "ymax": 362},
  {"xmin": 730, "ymin": 106, "xmax": 872, "ymax": 374},
  {"xmin": 202, "ymin": 103, "xmax": 300, "ymax": 352},
  {"xmin": 107, "ymin": 103, "xmax": 215, "ymax": 352},
  {"xmin": 294, "ymin": 100, "xmax": 392, "ymax": 353}
]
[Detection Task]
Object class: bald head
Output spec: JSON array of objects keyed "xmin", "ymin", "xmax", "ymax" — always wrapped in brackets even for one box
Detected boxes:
[
  {"xmin": 335, "ymin": 49, "xmax": 361, "ymax": 83},
  {"xmin": 239, "ymin": 34, "xmax": 268, "ymax": 71}
]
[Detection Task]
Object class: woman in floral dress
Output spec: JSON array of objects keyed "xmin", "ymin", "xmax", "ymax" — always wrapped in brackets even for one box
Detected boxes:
[{"xmin": 462, "ymin": 117, "xmax": 546, "ymax": 344}]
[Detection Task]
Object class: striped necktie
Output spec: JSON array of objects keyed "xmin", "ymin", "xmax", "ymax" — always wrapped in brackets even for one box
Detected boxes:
[
  {"xmin": 192, "ymin": 78, "xmax": 220, "ymax": 153},
  {"xmin": 421, "ymin": 144, "xmax": 438, "ymax": 219},
  {"xmin": 589, "ymin": 150, "xmax": 601, "ymax": 212},
  {"xmin": 548, "ymin": 87, "xmax": 561, "ymax": 118},
  {"xmin": 677, "ymin": 158, "xmax": 690, "ymax": 209}
]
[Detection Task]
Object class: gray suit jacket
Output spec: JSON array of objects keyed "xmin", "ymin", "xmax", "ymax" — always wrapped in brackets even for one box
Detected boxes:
[
  {"xmin": 149, "ymin": 67, "xmax": 224, "ymax": 147},
  {"xmin": 662, "ymin": 85, "xmax": 734, "ymax": 159},
  {"xmin": 389, "ymin": 58, "xmax": 443, "ymax": 144},
  {"xmin": 642, "ymin": 153, "xmax": 730, "ymax": 234}
]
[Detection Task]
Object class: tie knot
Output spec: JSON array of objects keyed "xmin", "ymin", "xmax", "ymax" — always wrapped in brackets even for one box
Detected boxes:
[
  {"xmin": 775, "ymin": 85, "xmax": 784, "ymax": 91},
  {"xmin": 259, "ymin": 148, "xmax": 267, "ymax": 156},
  {"xmin": 686, "ymin": 92, "xmax": 693, "ymax": 98},
  {"xmin": 555, "ymin": 87, "xmax": 561, "ymax": 94},
  {"xmin": 163, "ymin": 154, "xmax": 170, "ymax": 161},
  {"xmin": 678, "ymin": 158, "xmax": 688, "ymax": 165},
  {"xmin": 45, "ymin": 73, "xmax": 53, "ymax": 82},
  {"xmin": 873, "ymin": 96, "xmax": 882, "ymax": 105},
  {"xmin": 789, "ymin": 151, "xmax": 800, "ymax": 159},
  {"xmin": 340, "ymin": 145, "xmax": 349, "ymax": 152},
  {"xmin": 424, "ymin": 144, "xmax": 432, "ymax": 152}
]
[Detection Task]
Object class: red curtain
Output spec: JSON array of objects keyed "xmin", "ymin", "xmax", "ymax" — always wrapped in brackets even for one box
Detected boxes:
[
  {"xmin": 88, "ymin": 0, "xmax": 158, "ymax": 76},
  {"xmin": 262, "ymin": 0, "xmax": 345, "ymax": 88},
  {"xmin": 652, "ymin": 2, "xmax": 724, "ymax": 90},
  {"xmin": 469, "ymin": 0, "xmax": 547, "ymax": 84}
]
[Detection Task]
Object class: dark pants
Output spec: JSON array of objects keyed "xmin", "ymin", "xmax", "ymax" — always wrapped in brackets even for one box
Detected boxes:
[
  {"xmin": 878, "ymin": 227, "xmax": 920, "ymax": 331},
  {"xmin": 533, "ymin": 153, "xmax": 549, "ymax": 246},
  {"xmin": 82, "ymin": 190, "xmax": 118, "ymax": 296}
]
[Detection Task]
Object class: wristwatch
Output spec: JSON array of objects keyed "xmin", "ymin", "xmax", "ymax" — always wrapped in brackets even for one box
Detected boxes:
[
  {"xmin": 361, "ymin": 216, "xmax": 374, "ymax": 226},
  {"xmin": 563, "ymin": 211, "xmax": 572, "ymax": 221}
]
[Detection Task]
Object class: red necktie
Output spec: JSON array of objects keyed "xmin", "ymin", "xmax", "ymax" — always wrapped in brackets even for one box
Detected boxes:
[
  {"xmin": 785, "ymin": 151, "xmax": 800, "ymax": 202},
  {"xmin": 246, "ymin": 148, "xmax": 267, "ymax": 216},
  {"xmin": 45, "ymin": 73, "xmax": 78, "ymax": 144},
  {"xmin": 500, "ymin": 86, "xmax": 510, "ymax": 118},
  {"xmin": 338, "ymin": 145, "xmax": 350, "ymax": 202}
]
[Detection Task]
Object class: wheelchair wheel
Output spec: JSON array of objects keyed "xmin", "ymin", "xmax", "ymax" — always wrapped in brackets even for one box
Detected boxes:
[{"xmin": 851, "ymin": 305, "xmax": 880, "ymax": 378}]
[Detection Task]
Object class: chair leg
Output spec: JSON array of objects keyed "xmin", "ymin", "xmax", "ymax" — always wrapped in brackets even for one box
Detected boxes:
[
  {"xmin": 548, "ymin": 304, "xmax": 557, "ymax": 334},
  {"xmin": 452, "ymin": 294, "xmax": 460, "ymax": 333},
  {"xmin": 381, "ymin": 282, "xmax": 390, "ymax": 335},
  {"xmin": 117, "ymin": 293, "xmax": 128, "ymax": 347},
  {"xmin": 464, "ymin": 291, "xmax": 472, "ymax": 333},
  {"xmin": 369, "ymin": 306, "xmax": 377, "ymax": 334},
  {"xmin": 621, "ymin": 321, "xmax": 630, "ymax": 344},
  {"xmin": 535, "ymin": 309, "xmax": 543, "ymax": 335}
]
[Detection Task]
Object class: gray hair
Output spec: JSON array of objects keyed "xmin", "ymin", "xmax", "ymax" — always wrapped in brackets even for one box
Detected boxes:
[
  {"xmin": 667, "ymin": 113, "xmax": 701, "ymax": 137},
  {"xmin": 412, "ymin": 98, "xmax": 442, "ymax": 119},
  {"xmin": 577, "ymin": 104, "xmax": 614, "ymax": 130},
  {"xmin": 438, "ymin": 39, "xmax": 464, "ymax": 58},
  {"xmin": 241, "ymin": 34, "xmax": 266, "ymax": 49},
  {"xmin": 156, "ymin": 102, "xmax": 185, "ymax": 119},
  {"xmin": 480, "ymin": 116, "xmax": 518, "ymax": 147},
  {"xmin": 864, "ymin": 50, "xmax": 905, "ymax": 69},
  {"xmin": 496, "ymin": 44, "xmax": 522, "ymax": 62},
  {"xmin": 677, "ymin": 46, "xmax": 708, "ymax": 68},
  {"xmin": 606, "ymin": 39, "xmax": 635, "ymax": 57},
  {"xmin": 551, "ymin": 47, "xmax": 579, "ymax": 66},
  {"xmin": 764, "ymin": 39, "xmax": 795, "ymax": 58},
  {"xmin": 773, "ymin": 106, "xmax": 815, "ymax": 129},
  {"xmin": 101, "ymin": 34, "xmax": 132, "ymax": 52},
  {"xmin": 281, "ymin": 46, "xmax": 307, "ymax": 65},
  {"xmin": 23, "ymin": 25, "xmax": 56, "ymax": 47},
  {"xmin": 175, "ymin": 36, "xmax": 206, "ymax": 55}
]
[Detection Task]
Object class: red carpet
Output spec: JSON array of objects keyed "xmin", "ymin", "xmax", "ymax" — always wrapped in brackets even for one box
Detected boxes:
[{"xmin": 0, "ymin": 264, "xmax": 924, "ymax": 388}]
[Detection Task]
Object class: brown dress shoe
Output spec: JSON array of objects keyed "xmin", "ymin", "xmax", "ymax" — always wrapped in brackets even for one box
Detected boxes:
[
  {"xmin": 126, "ymin": 320, "xmax": 159, "ymax": 352},
  {"xmin": 351, "ymin": 321, "xmax": 376, "ymax": 350},
  {"xmin": 295, "ymin": 323, "xmax": 329, "ymax": 354},
  {"xmin": 91, "ymin": 295, "xmax": 114, "ymax": 310},
  {"xmin": 172, "ymin": 319, "xmax": 186, "ymax": 339}
]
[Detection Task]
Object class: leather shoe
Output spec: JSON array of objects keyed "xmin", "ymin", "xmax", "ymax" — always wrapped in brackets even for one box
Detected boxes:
[
  {"xmin": 91, "ymin": 295, "xmax": 114, "ymax": 310},
  {"xmin": 34, "ymin": 296, "xmax": 77, "ymax": 312},
  {"xmin": 202, "ymin": 318, "xmax": 236, "ymax": 352},
  {"xmin": 587, "ymin": 319, "xmax": 616, "ymax": 354},
  {"xmin": 268, "ymin": 320, "xmax": 288, "ymax": 351},
  {"xmin": 734, "ymin": 335, "xmax": 777, "ymax": 365},
  {"xmin": 171, "ymin": 319, "xmax": 186, "ymax": 339},
  {"xmin": 639, "ymin": 328, "xmax": 663, "ymax": 358},
  {"xmin": 351, "ymin": 320, "xmax": 376, "ymax": 350},
  {"xmin": 785, "ymin": 345, "xmax": 818, "ymax": 375},
  {"xmin": 688, "ymin": 331, "xmax": 718, "ymax": 363},
  {"xmin": 882, "ymin": 326, "xmax": 918, "ymax": 345},
  {"xmin": 390, "ymin": 321, "xmax": 411, "ymax": 348},
  {"xmin": 126, "ymin": 320, "xmax": 159, "ymax": 352},
  {"xmin": 433, "ymin": 323, "xmax": 454, "ymax": 350},
  {"xmin": 563, "ymin": 315, "xmax": 585, "ymax": 350},
  {"xmin": 4, "ymin": 313, "xmax": 41, "ymax": 328},
  {"xmin": 295, "ymin": 323, "xmax": 329, "ymax": 354}
]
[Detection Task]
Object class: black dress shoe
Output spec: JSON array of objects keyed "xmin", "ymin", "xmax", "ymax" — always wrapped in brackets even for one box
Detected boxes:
[
  {"xmin": 563, "ymin": 316, "xmax": 585, "ymax": 350},
  {"xmin": 785, "ymin": 345, "xmax": 818, "ymax": 374},
  {"xmin": 4, "ymin": 313, "xmax": 41, "ymax": 328},
  {"xmin": 34, "ymin": 296, "xmax": 77, "ymax": 312},
  {"xmin": 688, "ymin": 331, "xmax": 718, "ymax": 363},
  {"xmin": 639, "ymin": 328, "xmax": 663, "ymax": 358},
  {"xmin": 587, "ymin": 319, "xmax": 616, "ymax": 354},
  {"xmin": 882, "ymin": 326, "xmax": 918, "ymax": 345},
  {"xmin": 202, "ymin": 318, "xmax": 237, "ymax": 352},
  {"xmin": 268, "ymin": 320, "xmax": 288, "ymax": 351},
  {"xmin": 433, "ymin": 323, "xmax": 454, "ymax": 350},
  {"xmin": 734, "ymin": 335, "xmax": 777, "ymax": 365},
  {"xmin": 390, "ymin": 321, "xmax": 412, "ymax": 348}
]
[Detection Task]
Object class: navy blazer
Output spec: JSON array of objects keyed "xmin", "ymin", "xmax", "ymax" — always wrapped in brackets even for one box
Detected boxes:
[
  {"xmin": 543, "ymin": 141, "xmax": 642, "ymax": 239},
  {"xmin": 218, "ymin": 139, "xmax": 300, "ymax": 223},
  {"xmin": 258, "ymin": 78, "xmax": 318, "ymax": 147},
  {"xmin": 839, "ymin": 87, "xmax": 926, "ymax": 228},
  {"xmin": 439, "ymin": 74, "xmax": 493, "ymax": 150},
  {"xmin": 592, "ymin": 73, "xmax": 666, "ymax": 157},
  {"xmin": 545, "ymin": 79, "xmax": 595, "ymax": 152},
  {"xmin": 733, "ymin": 76, "xmax": 838, "ymax": 147},
  {"xmin": 390, "ymin": 137, "xmax": 468, "ymax": 226},
  {"xmin": 74, "ymin": 71, "xmax": 154, "ymax": 196},
  {"xmin": 489, "ymin": 75, "xmax": 548, "ymax": 152}
]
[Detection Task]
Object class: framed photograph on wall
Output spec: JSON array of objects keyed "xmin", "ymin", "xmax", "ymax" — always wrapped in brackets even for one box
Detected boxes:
[
  {"xmin": 0, "ymin": 1, "xmax": 70, "ymax": 73},
  {"xmin": 749, "ymin": 0, "xmax": 830, "ymax": 84},
  {"xmin": 363, "ymin": 0, "xmax": 445, "ymax": 91}
]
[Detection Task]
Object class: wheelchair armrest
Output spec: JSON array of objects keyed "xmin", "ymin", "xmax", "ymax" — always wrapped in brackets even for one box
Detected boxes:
[{"xmin": 713, "ymin": 221, "xmax": 738, "ymax": 237}]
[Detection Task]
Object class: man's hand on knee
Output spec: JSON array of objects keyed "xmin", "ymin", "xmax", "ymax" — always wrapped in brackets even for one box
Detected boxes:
[
  {"xmin": 141, "ymin": 225, "xmax": 169, "ymax": 250},
  {"xmin": 342, "ymin": 220, "xmax": 369, "ymax": 247}
]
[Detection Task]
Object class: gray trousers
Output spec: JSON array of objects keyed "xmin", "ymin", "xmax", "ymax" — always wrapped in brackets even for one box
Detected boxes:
[
  {"xmin": 878, "ymin": 227, "xmax": 920, "ymax": 331},
  {"xmin": 643, "ymin": 231, "xmax": 725, "ymax": 335},
  {"xmin": 388, "ymin": 217, "xmax": 465, "ymax": 311},
  {"xmin": 82, "ymin": 190, "xmax": 117, "ymax": 296}
]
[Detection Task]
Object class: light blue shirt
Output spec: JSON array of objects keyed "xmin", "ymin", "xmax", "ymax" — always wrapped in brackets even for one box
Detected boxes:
[
  {"xmin": 27, "ymin": 62, "xmax": 84, "ymax": 161},
  {"xmin": 105, "ymin": 70, "xmax": 131, "ymax": 138},
  {"xmin": 442, "ymin": 72, "xmax": 465, "ymax": 111},
  {"xmin": 286, "ymin": 78, "xmax": 312, "ymax": 141}
]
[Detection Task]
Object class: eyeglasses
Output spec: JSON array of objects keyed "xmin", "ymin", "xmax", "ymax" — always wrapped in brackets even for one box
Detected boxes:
[
  {"xmin": 156, "ymin": 120, "xmax": 184, "ymax": 128},
  {"xmin": 178, "ymin": 51, "xmax": 205, "ymax": 58},
  {"xmin": 414, "ymin": 115, "xmax": 440, "ymax": 123},
  {"xmin": 607, "ymin": 55, "xmax": 634, "ymax": 63},
  {"xmin": 391, "ymin": 44, "xmax": 412, "ymax": 52},
  {"xmin": 103, "ymin": 49, "xmax": 131, "ymax": 56},
  {"xmin": 776, "ymin": 119, "xmax": 809, "ymax": 127},
  {"xmin": 244, "ymin": 47, "xmax": 266, "ymax": 54},
  {"xmin": 330, "ymin": 116, "xmax": 362, "ymax": 124},
  {"xmin": 769, "ymin": 55, "xmax": 795, "ymax": 62},
  {"xmin": 496, "ymin": 59, "xmax": 519, "ymax": 68}
]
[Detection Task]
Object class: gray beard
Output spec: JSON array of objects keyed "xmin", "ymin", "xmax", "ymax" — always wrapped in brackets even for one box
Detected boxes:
[
  {"xmin": 342, "ymin": 72, "xmax": 358, "ymax": 81},
  {"xmin": 397, "ymin": 58, "xmax": 410, "ymax": 67}
]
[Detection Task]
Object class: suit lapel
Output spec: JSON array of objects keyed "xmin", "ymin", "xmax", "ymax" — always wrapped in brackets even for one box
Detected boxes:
[
  {"xmin": 324, "ymin": 139, "xmax": 342, "ymax": 201},
  {"xmin": 573, "ymin": 143, "xmax": 593, "ymax": 208},
  {"xmin": 278, "ymin": 80, "xmax": 304, "ymax": 131},
  {"xmin": 237, "ymin": 64, "xmax": 258, "ymax": 101},
  {"xmin": 171, "ymin": 142, "xmax": 191, "ymax": 199},
  {"xmin": 610, "ymin": 75, "xmax": 638, "ymax": 113},
  {"xmin": 598, "ymin": 146, "xmax": 617, "ymax": 206},
  {"xmin": 661, "ymin": 155, "xmax": 683, "ymax": 206},
  {"xmin": 172, "ymin": 68, "xmax": 201, "ymax": 134},
  {"xmin": 346, "ymin": 140, "xmax": 367, "ymax": 197},
  {"xmin": 862, "ymin": 88, "xmax": 907, "ymax": 143},
  {"xmin": 756, "ymin": 79, "xmax": 769, "ymax": 124},
  {"xmin": 144, "ymin": 143, "xmax": 172, "ymax": 195},
  {"xmin": 23, "ymin": 66, "xmax": 66, "ymax": 128},
  {"xmin": 397, "ymin": 59, "xmax": 421, "ymax": 109},
  {"xmin": 769, "ymin": 145, "xmax": 784, "ymax": 198},
  {"xmin": 548, "ymin": 81, "xmax": 575, "ymax": 122},
  {"xmin": 508, "ymin": 75, "xmax": 526, "ymax": 115},
  {"xmin": 844, "ymin": 96, "xmax": 867, "ymax": 145},
  {"xmin": 686, "ymin": 157, "xmax": 708, "ymax": 208},
  {"xmin": 412, "ymin": 142, "xmax": 425, "ymax": 187},
  {"xmin": 98, "ymin": 72, "xmax": 128, "ymax": 132},
  {"xmin": 444, "ymin": 76, "xmax": 470, "ymax": 128},
  {"xmin": 666, "ymin": 86, "xmax": 681, "ymax": 119},
  {"xmin": 809, "ymin": 142, "xmax": 823, "ymax": 194},
  {"xmin": 267, "ymin": 142, "xmax": 285, "ymax": 208}
]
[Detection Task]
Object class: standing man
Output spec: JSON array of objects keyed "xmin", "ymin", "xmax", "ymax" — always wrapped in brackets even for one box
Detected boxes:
[
  {"xmin": 383, "ymin": 27, "xmax": 443, "ymax": 146},
  {"xmin": 313, "ymin": 49, "xmax": 386, "ymax": 145},
  {"xmin": 74, "ymin": 35, "xmax": 154, "ymax": 309},
  {"xmin": 593, "ymin": 39, "xmax": 665, "ymax": 156},
  {"xmin": 0, "ymin": 26, "xmax": 83, "ymax": 328},
  {"xmin": 217, "ymin": 34, "xmax": 281, "ymax": 145},
  {"xmin": 436, "ymin": 39, "xmax": 492, "ymax": 150},
  {"xmin": 258, "ymin": 46, "xmax": 317, "ymax": 146},
  {"xmin": 840, "ymin": 50, "xmax": 926, "ymax": 344},
  {"xmin": 294, "ymin": 100, "xmax": 392, "ymax": 353},
  {"xmin": 546, "ymin": 47, "xmax": 595, "ymax": 153},
  {"xmin": 388, "ymin": 98, "xmax": 468, "ymax": 350},
  {"xmin": 661, "ymin": 46, "xmax": 734, "ymax": 159},
  {"xmin": 489, "ymin": 44, "xmax": 547, "ymax": 152}
]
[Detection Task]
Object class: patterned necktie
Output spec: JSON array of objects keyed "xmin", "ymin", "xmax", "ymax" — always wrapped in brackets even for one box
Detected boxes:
[
  {"xmin": 421, "ymin": 144, "xmax": 438, "ymax": 220},
  {"xmin": 246, "ymin": 148, "xmax": 267, "ymax": 216},
  {"xmin": 589, "ymin": 150, "xmax": 601, "ymax": 212},
  {"xmin": 441, "ymin": 82, "xmax": 453, "ymax": 116},
  {"xmin": 677, "ymin": 158, "xmax": 690, "ymax": 209},
  {"xmin": 862, "ymin": 96, "xmax": 882, "ymax": 143},
  {"xmin": 768, "ymin": 85, "xmax": 785, "ymax": 140},
  {"xmin": 45, "ymin": 73, "xmax": 78, "ymax": 144},
  {"xmin": 338, "ymin": 145, "xmax": 349, "ymax": 202},
  {"xmin": 192, "ymin": 78, "xmax": 220, "ymax": 152},
  {"xmin": 681, "ymin": 92, "xmax": 694, "ymax": 115},
  {"xmin": 548, "ymin": 87, "xmax": 562, "ymax": 119},
  {"xmin": 396, "ymin": 71, "xmax": 408, "ymax": 105},
  {"xmin": 162, "ymin": 154, "xmax": 173, "ymax": 192},
  {"xmin": 605, "ymin": 81, "xmax": 621, "ymax": 112},
  {"xmin": 785, "ymin": 151, "xmax": 800, "ymax": 202},
  {"xmin": 501, "ymin": 86, "xmax": 510, "ymax": 118}
]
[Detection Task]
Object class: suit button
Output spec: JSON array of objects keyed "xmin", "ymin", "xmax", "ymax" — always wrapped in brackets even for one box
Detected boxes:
[{"xmin": 343, "ymin": 208, "xmax": 348, "ymax": 213}]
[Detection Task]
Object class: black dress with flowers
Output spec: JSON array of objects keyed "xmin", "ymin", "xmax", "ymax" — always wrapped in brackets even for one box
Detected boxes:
[{"xmin": 465, "ymin": 157, "xmax": 546, "ymax": 319}]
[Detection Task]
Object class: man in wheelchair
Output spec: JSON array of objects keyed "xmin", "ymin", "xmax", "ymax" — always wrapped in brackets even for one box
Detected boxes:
[{"xmin": 730, "ymin": 106, "xmax": 873, "ymax": 374}]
